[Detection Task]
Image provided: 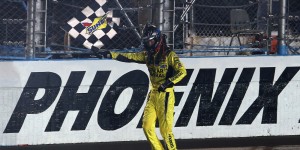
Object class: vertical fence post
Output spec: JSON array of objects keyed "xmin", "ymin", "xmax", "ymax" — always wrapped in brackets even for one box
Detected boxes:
[
  {"xmin": 26, "ymin": 0, "xmax": 35, "ymax": 59},
  {"xmin": 162, "ymin": 0, "xmax": 173, "ymax": 48},
  {"xmin": 266, "ymin": 0, "xmax": 272, "ymax": 53},
  {"xmin": 152, "ymin": 0, "xmax": 163, "ymax": 28},
  {"xmin": 278, "ymin": 0, "xmax": 287, "ymax": 55},
  {"xmin": 35, "ymin": 0, "xmax": 47, "ymax": 53}
]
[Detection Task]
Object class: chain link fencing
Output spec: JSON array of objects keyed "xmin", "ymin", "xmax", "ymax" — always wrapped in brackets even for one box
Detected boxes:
[
  {"xmin": 176, "ymin": 0, "xmax": 271, "ymax": 56},
  {"xmin": 0, "ymin": 0, "xmax": 300, "ymax": 59},
  {"xmin": 286, "ymin": 0, "xmax": 300, "ymax": 54},
  {"xmin": 0, "ymin": 0, "xmax": 27, "ymax": 58}
]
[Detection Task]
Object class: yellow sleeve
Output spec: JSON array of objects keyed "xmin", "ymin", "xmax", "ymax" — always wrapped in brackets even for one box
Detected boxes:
[
  {"xmin": 168, "ymin": 51, "xmax": 187, "ymax": 84},
  {"xmin": 110, "ymin": 51, "xmax": 146, "ymax": 64}
]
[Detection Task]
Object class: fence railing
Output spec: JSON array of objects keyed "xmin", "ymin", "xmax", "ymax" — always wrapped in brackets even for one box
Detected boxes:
[{"xmin": 0, "ymin": 0, "xmax": 299, "ymax": 59}]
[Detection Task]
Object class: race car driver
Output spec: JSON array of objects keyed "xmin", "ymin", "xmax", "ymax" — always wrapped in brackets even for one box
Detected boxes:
[{"xmin": 94, "ymin": 24, "xmax": 187, "ymax": 150}]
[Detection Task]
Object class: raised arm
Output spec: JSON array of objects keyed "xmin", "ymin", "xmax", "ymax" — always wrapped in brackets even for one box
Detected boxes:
[
  {"xmin": 93, "ymin": 50, "xmax": 147, "ymax": 64},
  {"xmin": 110, "ymin": 51, "xmax": 146, "ymax": 64}
]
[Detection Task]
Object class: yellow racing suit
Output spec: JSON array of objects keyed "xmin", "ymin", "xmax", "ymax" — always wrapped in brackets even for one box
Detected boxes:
[{"xmin": 110, "ymin": 50, "xmax": 186, "ymax": 150}]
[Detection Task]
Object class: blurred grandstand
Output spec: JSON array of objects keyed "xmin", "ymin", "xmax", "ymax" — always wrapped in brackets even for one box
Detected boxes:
[{"xmin": 0, "ymin": 0, "xmax": 299, "ymax": 59}]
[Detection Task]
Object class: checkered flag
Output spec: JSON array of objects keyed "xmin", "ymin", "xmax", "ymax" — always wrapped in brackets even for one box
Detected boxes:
[{"xmin": 62, "ymin": 0, "xmax": 120, "ymax": 51}]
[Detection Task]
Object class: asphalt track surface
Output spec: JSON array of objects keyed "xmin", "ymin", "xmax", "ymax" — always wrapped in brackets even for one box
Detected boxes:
[{"xmin": 2, "ymin": 136, "xmax": 300, "ymax": 150}]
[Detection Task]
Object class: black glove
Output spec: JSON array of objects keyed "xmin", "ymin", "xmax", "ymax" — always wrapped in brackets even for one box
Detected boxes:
[
  {"xmin": 158, "ymin": 79, "xmax": 174, "ymax": 92},
  {"xmin": 92, "ymin": 50, "xmax": 111, "ymax": 59}
]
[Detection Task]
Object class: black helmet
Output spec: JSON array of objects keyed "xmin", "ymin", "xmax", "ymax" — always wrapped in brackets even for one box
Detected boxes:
[{"xmin": 142, "ymin": 24, "xmax": 161, "ymax": 52}]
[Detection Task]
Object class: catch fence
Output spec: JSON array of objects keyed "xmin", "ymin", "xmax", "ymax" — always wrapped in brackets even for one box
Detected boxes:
[{"xmin": 0, "ymin": 0, "xmax": 299, "ymax": 59}]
